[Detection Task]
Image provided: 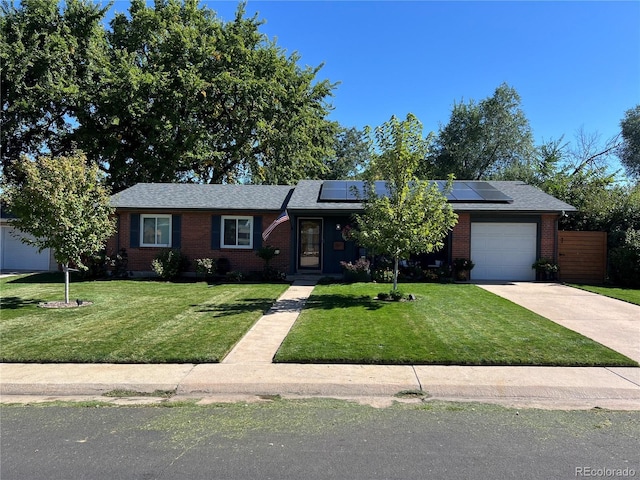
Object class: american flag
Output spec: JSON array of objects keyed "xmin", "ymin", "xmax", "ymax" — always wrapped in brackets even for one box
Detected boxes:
[{"xmin": 262, "ymin": 210, "xmax": 290, "ymax": 241}]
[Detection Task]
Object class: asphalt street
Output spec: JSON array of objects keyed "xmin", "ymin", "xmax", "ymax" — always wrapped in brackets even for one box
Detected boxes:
[{"xmin": 2, "ymin": 399, "xmax": 639, "ymax": 480}]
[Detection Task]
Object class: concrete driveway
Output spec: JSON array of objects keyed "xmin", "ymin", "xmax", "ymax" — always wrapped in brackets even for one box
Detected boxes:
[{"xmin": 478, "ymin": 282, "xmax": 640, "ymax": 363}]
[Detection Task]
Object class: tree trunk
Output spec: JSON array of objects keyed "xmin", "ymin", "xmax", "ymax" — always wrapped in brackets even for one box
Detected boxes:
[
  {"xmin": 393, "ymin": 256, "xmax": 399, "ymax": 291},
  {"xmin": 63, "ymin": 263, "xmax": 70, "ymax": 304}
]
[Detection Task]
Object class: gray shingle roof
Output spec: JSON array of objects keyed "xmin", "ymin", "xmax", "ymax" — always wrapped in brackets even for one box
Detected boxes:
[
  {"xmin": 456, "ymin": 181, "xmax": 576, "ymax": 213},
  {"xmin": 111, "ymin": 183, "xmax": 294, "ymax": 211},
  {"xmin": 287, "ymin": 180, "xmax": 576, "ymax": 213},
  {"xmin": 111, "ymin": 180, "xmax": 576, "ymax": 214}
]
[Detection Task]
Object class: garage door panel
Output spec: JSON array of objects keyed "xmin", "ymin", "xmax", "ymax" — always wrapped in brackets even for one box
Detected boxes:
[
  {"xmin": 1, "ymin": 226, "xmax": 51, "ymax": 271},
  {"xmin": 471, "ymin": 223, "xmax": 537, "ymax": 281}
]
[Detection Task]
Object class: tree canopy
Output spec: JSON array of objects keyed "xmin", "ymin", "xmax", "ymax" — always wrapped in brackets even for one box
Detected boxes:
[
  {"xmin": 319, "ymin": 126, "xmax": 370, "ymax": 180},
  {"xmin": 1, "ymin": 0, "xmax": 338, "ymax": 190},
  {"xmin": 354, "ymin": 114, "xmax": 458, "ymax": 290},
  {"xmin": 1, "ymin": 0, "xmax": 108, "ymax": 180},
  {"xmin": 422, "ymin": 83, "xmax": 535, "ymax": 180}
]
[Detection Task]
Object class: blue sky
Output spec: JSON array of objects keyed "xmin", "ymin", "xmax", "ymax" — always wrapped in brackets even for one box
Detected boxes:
[{"xmin": 110, "ymin": 1, "xmax": 640, "ymax": 152}]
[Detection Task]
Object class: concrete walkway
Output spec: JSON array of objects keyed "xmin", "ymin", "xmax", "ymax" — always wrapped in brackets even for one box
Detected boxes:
[
  {"xmin": 222, "ymin": 279, "xmax": 316, "ymax": 364},
  {"xmin": 1, "ymin": 281, "xmax": 639, "ymax": 410}
]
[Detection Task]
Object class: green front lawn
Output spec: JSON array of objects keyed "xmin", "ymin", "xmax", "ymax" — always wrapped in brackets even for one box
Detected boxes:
[
  {"xmin": 570, "ymin": 284, "xmax": 640, "ymax": 306},
  {"xmin": 0, "ymin": 273, "xmax": 289, "ymax": 363},
  {"xmin": 274, "ymin": 283, "xmax": 637, "ymax": 367}
]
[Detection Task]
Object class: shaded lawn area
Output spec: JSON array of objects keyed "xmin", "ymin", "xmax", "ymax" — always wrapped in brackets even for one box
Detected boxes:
[
  {"xmin": 0, "ymin": 273, "xmax": 289, "ymax": 363},
  {"xmin": 274, "ymin": 283, "xmax": 637, "ymax": 367},
  {"xmin": 570, "ymin": 284, "xmax": 640, "ymax": 306}
]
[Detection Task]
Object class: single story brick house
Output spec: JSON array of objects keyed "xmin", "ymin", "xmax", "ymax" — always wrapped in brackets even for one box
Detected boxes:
[{"xmin": 108, "ymin": 180, "xmax": 576, "ymax": 281}]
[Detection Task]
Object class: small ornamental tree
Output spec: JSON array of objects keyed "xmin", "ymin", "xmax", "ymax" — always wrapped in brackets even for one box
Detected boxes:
[
  {"xmin": 2, "ymin": 152, "xmax": 116, "ymax": 303},
  {"xmin": 354, "ymin": 114, "xmax": 458, "ymax": 291}
]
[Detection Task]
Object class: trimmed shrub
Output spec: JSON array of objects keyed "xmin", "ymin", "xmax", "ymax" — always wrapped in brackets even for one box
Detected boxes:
[
  {"xmin": 372, "ymin": 267, "xmax": 394, "ymax": 283},
  {"xmin": 151, "ymin": 249, "xmax": 189, "ymax": 280},
  {"xmin": 261, "ymin": 266, "xmax": 286, "ymax": 282},
  {"xmin": 226, "ymin": 270, "xmax": 244, "ymax": 283},
  {"xmin": 389, "ymin": 290, "xmax": 404, "ymax": 301},
  {"xmin": 79, "ymin": 250, "xmax": 109, "ymax": 279},
  {"xmin": 377, "ymin": 292, "xmax": 390, "ymax": 300}
]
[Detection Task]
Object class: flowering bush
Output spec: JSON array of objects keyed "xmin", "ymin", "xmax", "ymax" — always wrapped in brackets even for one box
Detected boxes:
[
  {"xmin": 195, "ymin": 258, "xmax": 216, "ymax": 278},
  {"xmin": 340, "ymin": 258, "xmax": 371, "ymax": 283},
  {"xmin": 340, "ymin": 258, "xmax": 370, "ymax": 272}
]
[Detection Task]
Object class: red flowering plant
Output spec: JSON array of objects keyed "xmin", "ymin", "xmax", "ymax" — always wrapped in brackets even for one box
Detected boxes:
[{"xmin": 340, "ymin": 258, "xmax": 371, "ymax": 283}]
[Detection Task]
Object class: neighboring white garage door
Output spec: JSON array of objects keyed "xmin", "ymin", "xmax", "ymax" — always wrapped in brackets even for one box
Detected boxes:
[
  {"xmin": 470, "ymin": 222, "xmax": 537, "ymax": 281},
  {"xmin": 0, "ymin": 226, "xmax": 51, "ymax": 271}
]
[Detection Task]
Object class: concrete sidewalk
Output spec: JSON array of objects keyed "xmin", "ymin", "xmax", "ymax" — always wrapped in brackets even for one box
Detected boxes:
[
  {"xmin": 1, "ymin": 281, "xmax": 639, "ymax": 410},
  {"xmin": 2, "ymin": 362, "xmax": 639, "ymax": 410}
]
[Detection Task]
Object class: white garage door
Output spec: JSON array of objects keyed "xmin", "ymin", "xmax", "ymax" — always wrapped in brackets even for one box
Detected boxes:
[
  {"xmin": 471, "ymin": 223, "xmax": 537, "ymax": 281},
  {"xmin": 0, "ymin": 226, "xmax": 51, "ymax": 271}
]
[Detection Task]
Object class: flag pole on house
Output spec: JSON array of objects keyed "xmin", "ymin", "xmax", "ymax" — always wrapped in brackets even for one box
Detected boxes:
[{"xmin": 262, "ymin": 210, "xmax": 289, "ymax": 241}]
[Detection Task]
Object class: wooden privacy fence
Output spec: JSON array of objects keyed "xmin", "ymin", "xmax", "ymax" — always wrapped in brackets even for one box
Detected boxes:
[{"xmin": 558, "ymin": 231, "xmax": 607, "ymax": 284}]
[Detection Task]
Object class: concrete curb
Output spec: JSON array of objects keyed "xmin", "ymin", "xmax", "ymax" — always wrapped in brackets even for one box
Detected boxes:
[{"xmin": 2, "ymin": 363, "xmax": 639, "ymax": 410}]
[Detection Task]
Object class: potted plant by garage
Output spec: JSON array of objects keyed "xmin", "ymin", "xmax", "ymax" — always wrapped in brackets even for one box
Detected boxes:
[
  {"xmin": 532, "ymin": 258, "xmax": 559, "ymax": 281},
  {"xmin": 453, "ymin": 258, "xmax": 475, "ymax": 281}
]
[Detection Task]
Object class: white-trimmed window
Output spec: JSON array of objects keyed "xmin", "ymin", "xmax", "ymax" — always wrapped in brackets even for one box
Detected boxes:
[
  {"xmin": 141, "ymin": 214, "xmax": 172, "ymax": 247},
  {"xmin": 222, "ymin": 216, "xmax": 253, "ymax": 249}
]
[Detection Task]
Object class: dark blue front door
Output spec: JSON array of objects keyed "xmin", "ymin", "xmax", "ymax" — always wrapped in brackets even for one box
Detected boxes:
[{"xmin": 298, "ymin": 219, "xmax": 322, "ymax": 270}]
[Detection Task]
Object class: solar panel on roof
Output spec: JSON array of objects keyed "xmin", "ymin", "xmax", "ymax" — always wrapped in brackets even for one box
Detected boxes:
[
  {"xmin": 466, "ymin": 182, "xmax": 513, "ymax": 202},
  {"xmin": 319, "ymin": 180, "xmax": 512, "ymax": 203},
  {"xmin": 450, "ymin": 183, "xmax": 484, "ymax": 201},
  {"xmin": 347, "ymin": 181, "xmax": 365, "ymax": 200},
  {"xmin": 318, "ymin": 181, "xmax": 348, "ymax": 201}
]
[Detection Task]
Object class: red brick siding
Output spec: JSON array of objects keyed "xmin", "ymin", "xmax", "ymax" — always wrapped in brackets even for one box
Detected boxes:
[
  {"xmin": 107, "ymin": 211, "xmax": 291, "ymax": 274},
  {"xmin": 451, "ymin": 213, "xmax": 471, "ymax": 260},
  {"xmin": 105, "ymin": 214, "xmax": 119, "ymax": 254},
  {"xmin": 540, "ymin": 214, "xmax": 558, "ymax": 260}
]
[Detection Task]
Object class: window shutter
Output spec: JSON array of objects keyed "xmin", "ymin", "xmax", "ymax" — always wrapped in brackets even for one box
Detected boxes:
[
  {"xmin": 253, "ymin": 216, "xmax": 262, "ymax": 250},
  {"xmin": 130, "ymin": 214, "xmax": 140, "ymax": 248},
  {"xmin": 172, "ymin": 214, "xmax": 181, "ymax": 248},
  {"xmin": 211, "ymin": 215, "xmax": 221, "ymax": 249}
]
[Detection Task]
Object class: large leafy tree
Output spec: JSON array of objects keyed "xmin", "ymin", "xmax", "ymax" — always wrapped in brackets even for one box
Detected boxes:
[
  {"xmin": 319, "ymin": 126, "xmax": 370, "ymax": 180},
  {"xmin": 424, "ymin": 83, "xmax": 535, "ymax": 180},
  {"xmin": 2, "ymin": 0, "xmax": 336, "ymax": 189},
  {"xmin": 2, "ymin": 152, "xmax": 116, "ymax": 303},
  {"xmin": 354, "ymin": 114, "xmax": 458, "ymax": 290},
  {"xmin": 0, "ymin": 0, "xmax": 108, "ymax": 179},
  {"xmin": 619, "ymin": 105, "xmax": 640, "ymax": 179},
  {"xmin": 74, "ymin": 0, "xmax": 336, "ymax": 190}
]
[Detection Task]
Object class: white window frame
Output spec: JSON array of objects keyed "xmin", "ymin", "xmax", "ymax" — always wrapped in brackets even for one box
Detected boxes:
[
  {"xmin": 221, "ymin": 215, "xmax": 253, "ymax": 249},
  {"xmin": 140, "ymin": 214, "xmax": 172, "ymax": 247}
]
